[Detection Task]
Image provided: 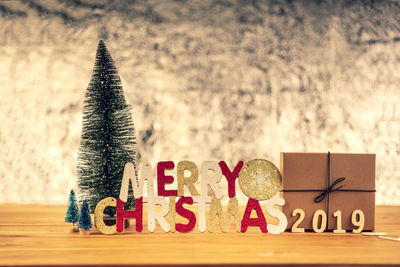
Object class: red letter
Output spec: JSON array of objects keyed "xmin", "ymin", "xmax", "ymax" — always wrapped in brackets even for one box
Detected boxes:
[
  {"xmin": 219, "ymin": 161, "xmax": 243, "ymax": 198},
  {"xmin": 175, "ymin": 196, "xmax": 196, "ymax": 233},
  {"xmin": 116, "ymin": 197, "xmax": 143, "ymax": 232},
  {"xmin": 157, "ymin": 161, "xmax": 178, "ymax": 196},
  {"xmin": 241, "ymin": 198, "xmax": 268, "ymax": 233}
]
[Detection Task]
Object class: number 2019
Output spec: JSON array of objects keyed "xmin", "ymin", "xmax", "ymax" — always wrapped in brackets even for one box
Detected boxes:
[{"xmin": 291, "ymin": 209, "xmax": 365, "ymax": 233}]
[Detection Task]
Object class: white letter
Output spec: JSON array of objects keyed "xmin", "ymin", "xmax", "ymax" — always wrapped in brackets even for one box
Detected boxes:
[
  {"xmin": 200, "ymin": 161, "xmax": 223, "ymax": 199},
  {"xmin": 119, "ymin": 162, "xmax": 155, "ymax": 202},
  {"xmin": 265, "ymin": 195, "xmax": 287, "ymax": 235},
  {"xmin": 148, "ymin": 196, "xmax": 170, "ymax": 232}
]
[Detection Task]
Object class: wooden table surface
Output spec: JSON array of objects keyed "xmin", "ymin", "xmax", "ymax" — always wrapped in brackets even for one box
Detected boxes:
[{"xmin": 0, "ymin": 204, "xmax": 400, "ymax": 266}]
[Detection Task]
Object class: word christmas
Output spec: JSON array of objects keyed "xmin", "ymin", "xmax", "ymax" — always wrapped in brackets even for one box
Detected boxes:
[{"xmin": 94, "ymin": 159, "xmax": 287, "ymax": 235}]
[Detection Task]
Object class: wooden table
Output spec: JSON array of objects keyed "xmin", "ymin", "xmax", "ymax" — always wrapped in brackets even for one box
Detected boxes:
[{"xmin": 0, "ymin": 204, "xmax": 399, "ymax": 266}]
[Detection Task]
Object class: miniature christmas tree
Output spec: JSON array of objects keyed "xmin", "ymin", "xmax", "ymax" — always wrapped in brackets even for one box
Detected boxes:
[
  {"xmin": 78, "ymin": 200, "xmax": 93, "ymax": 232},
  {"xmin": 77, "ymin": 40, "xmax": 136, "ymax": 216},
  {"xmin": 65, "ymin": 189, "xmax": 79, "ymax": 231}
]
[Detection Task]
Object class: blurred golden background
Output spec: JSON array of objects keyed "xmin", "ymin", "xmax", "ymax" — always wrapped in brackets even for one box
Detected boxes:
[{"xmin": 0, "ymin": 0, "xmax": 399, "ymax": 204}]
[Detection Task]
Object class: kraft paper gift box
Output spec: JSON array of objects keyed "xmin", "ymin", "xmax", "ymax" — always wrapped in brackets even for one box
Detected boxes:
[{"xmin": 280, "ymin": 152, "xmax": 375, "ymax": 231}]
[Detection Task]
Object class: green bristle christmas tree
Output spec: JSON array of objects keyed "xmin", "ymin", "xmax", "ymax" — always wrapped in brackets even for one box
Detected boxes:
[
  {"xmin": 78, "ymin": 200, "xmax": 93, "ymax": 232},
  {"xmin": 65, "ymin": 189, "xmax": 79, "ymax": 231},
  {"xmin": 77, "ymin": 40, "xmax": 136, "ymax": 216}
]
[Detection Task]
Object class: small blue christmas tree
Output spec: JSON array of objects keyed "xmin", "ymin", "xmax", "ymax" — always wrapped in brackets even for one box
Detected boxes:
[
  {"xmin": 78, "ymin": 200, "xmax": 93, "ymax": 232},
  {"xmin": 65, "ymin": 190, "xmax": 79, "ymax": 230}
]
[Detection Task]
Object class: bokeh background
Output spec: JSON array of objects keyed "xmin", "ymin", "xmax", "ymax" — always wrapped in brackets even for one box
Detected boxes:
[{"xmin": 0, "ymin": 0, "xmax": 399, "ymax": 205}]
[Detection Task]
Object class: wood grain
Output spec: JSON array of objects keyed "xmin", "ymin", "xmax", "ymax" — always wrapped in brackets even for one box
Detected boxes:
[{"xmin": 0, "ymin": 204, "xmax": 399, "ymax": 266}]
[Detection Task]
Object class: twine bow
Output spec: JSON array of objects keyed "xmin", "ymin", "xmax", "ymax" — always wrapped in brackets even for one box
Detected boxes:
[{"xmin": 314, "ymin": 177, "xmax": 346, "ymax": 203}]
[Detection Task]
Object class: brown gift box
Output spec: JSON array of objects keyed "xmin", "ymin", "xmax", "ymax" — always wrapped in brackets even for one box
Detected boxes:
[{"xmin": 280, "ymin": 152, "xmax": 375, "ymax": 231}]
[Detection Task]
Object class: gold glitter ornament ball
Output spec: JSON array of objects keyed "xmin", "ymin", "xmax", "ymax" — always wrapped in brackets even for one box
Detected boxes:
[{"xmin": 238, "ymin": 159, "xmax": 282, "ymax": 201}]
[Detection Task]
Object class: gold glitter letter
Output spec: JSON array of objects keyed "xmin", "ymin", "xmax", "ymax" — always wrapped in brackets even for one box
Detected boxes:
[
  {"xmin": 94, "ymin": 197, "xmax": 117, "ymax": 235},
  {"xmin": 208, "ymin": 197, "xmax": 240, "ymax": 233},
  {"xmin": 177, "ymin": 161, "xmax": 199, "ymax": 196}
]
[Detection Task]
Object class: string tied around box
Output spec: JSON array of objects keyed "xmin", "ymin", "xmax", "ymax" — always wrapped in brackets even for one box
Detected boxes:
[{"xmin": 281, "ymin": 151, "xmax": 376, "ymax": 228}]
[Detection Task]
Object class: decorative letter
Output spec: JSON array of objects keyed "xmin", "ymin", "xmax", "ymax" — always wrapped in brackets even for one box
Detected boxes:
[
  {"xmin": 116, "ymin": 197, "xmax": 143, "ymax": 232},
  {"xmin": 219, "ymin": 161, "xmax": 243, "ymax": 198},
  {"xmin": 208, "ymin": 197, "xmax": 240, "ymax": 233},
  {"xmin": 200, "ymin": 161, "xmax": 223, "ymax": 199},
  {"xmin": 119, "ymin": 162, "xmax": 155, "ymax": 202},
  {"xmin": 177, "ymin": 161, "xmax": 199, "ymax": 196},
  {"xmin": 148, "ymin": 196, "xmax": 170, "ymax": 232},
  {"xmin": 94, "ymin": 197, "xmax": 117, "ymax": 235},
  {"xmin": 157, "ymin": 161, "xmax": 178, "ymax": 196},
  {"xmin": 175, "ymin": 196, "xmax": 196, "ymax": 233},
  {"xmin": 265, "ymin": 195, "xmax": 287, "ymax": 235},
  {"xmin": 169, "ymin": 196, "xmax": 176, "ymax": 233},
  {"xmin": 194, "ymin": 195, "xmax": 209, "ymax": 233},
  {"xmin": 241, "ymin": 198, "xmax": 268, "ymax": 233}
]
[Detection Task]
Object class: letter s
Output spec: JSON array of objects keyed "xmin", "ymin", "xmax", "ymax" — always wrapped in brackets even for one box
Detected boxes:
[{"xmin": 265, "ymin": 195, "xmax": 287, "ymax": 234}]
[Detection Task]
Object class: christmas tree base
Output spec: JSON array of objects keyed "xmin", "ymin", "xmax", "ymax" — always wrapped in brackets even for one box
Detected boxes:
[
  {"xmin": 70, "ymin": 227, "xmax": 80, "ymax": 233},
  {"xmin": 80, "ymin": 230, "xmax": 91, "ymax": 235}
]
